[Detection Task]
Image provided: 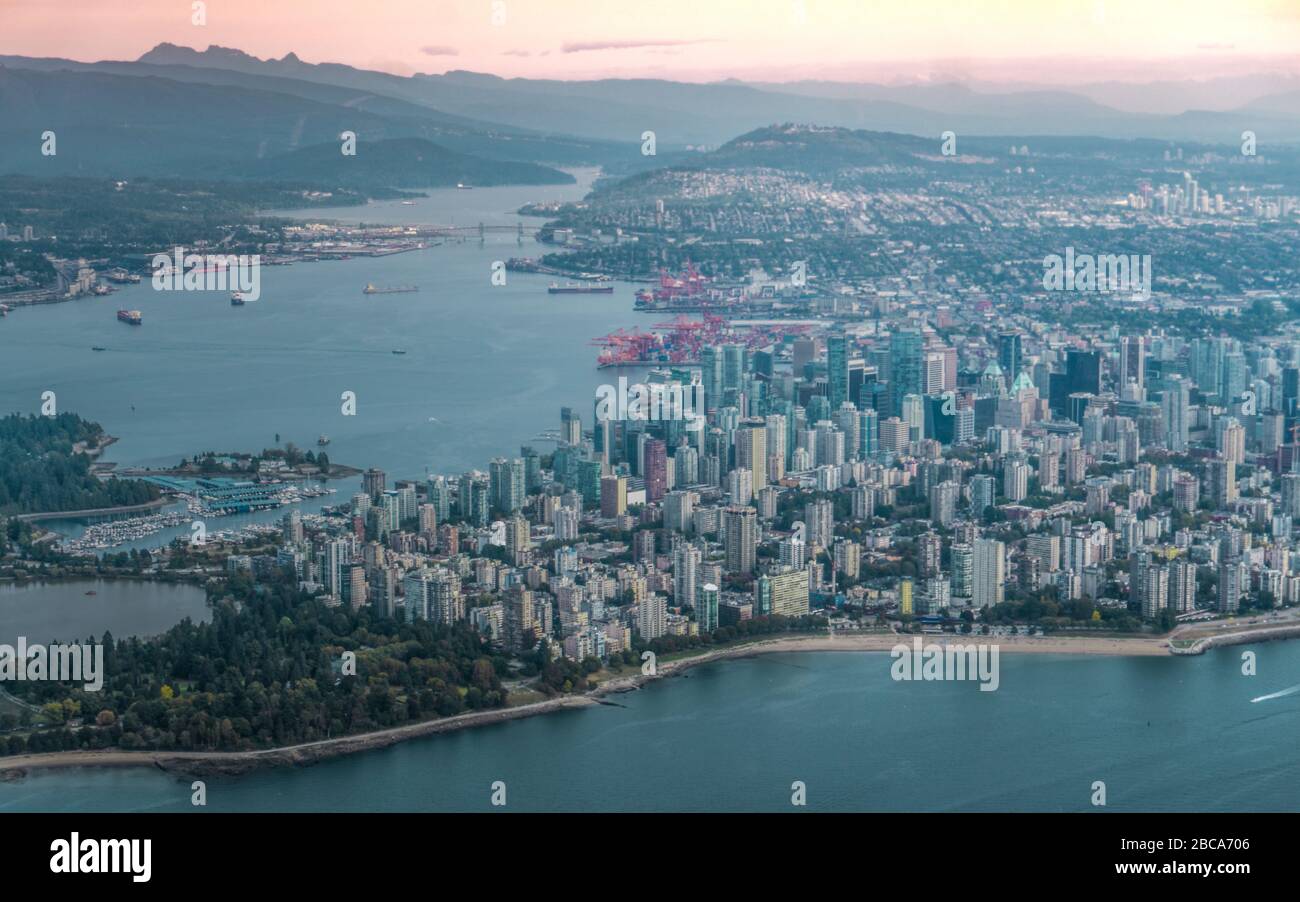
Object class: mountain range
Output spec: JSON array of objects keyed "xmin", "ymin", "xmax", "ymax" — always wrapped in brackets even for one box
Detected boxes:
[{"xmin": 0, "ymin": 43, "xmax": 1298, "ymax": 193}]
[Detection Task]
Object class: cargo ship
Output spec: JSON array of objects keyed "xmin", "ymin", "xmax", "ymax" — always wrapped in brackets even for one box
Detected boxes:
[
  {"xmin": 548, "ymin": 282, "xmax": 615, "ymax": 295},
  {"xmin": 117, "ymin": 309, "xmax": 142, "ymax": 325},
  {"xmin": 363, "ymin": 283, "xmax": 418, "ymax": 295}
]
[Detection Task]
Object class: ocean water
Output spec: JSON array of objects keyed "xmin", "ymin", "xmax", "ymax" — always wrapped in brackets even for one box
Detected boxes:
[
  {"xmin": 0, "ymin": 172, "xmax": 640, "ymax": 484},
  {"xmin": 3, "ymin": 644, "xmax": 1300, "ymax": 812}
]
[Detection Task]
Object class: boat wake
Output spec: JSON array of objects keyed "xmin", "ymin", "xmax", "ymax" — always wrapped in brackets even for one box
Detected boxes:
[{"xmin": 1249, "ymin": 682, "xmax": 1300, "ymax": 703}]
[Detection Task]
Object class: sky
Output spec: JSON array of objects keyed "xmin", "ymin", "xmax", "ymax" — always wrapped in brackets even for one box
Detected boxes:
[{"xmin": 3, "ymin": 0, "xmax": 1300, "ymax": 83}]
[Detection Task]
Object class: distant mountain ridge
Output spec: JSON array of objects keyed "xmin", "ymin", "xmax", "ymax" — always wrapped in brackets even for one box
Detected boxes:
[
  {"xmin": 2, "ymin": 42, "xmax": 1298, "ymax": 192},
  {"xmin": 117, "ymin": 44, "xmax": 1300, "ymax": 146},
  {"xmin": 235, "ymin": 137, "xmax": 575, "ymax": 190},
  {"xmin": 0, "ymin": 65, "xmax": 584, "ymax": 189}
]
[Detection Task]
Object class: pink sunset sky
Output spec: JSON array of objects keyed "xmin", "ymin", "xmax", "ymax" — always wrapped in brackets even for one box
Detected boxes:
[{"xmin": 3, "ymin": 0, "xmax": 1300, "ymax": 82}]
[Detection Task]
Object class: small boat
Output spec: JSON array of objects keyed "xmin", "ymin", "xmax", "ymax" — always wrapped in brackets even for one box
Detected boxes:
[
  {"xmin": 549, "ymin": 282, "xmax": 615, "ymax": 295},
  {"xmin": 84, "ymin": 590, "xmax": 97, "ymax": 596},
  {"xmin": 400, "ymin": 200, "xmax": 417, "ymax": 206},
  {"xmin": 231, "ymin": 292, "xmax": 246, "ymax": 305},
  {"xmin": 92, "ymin": 346, "xmax": 106, "ymax": 352},
  {"xmin": 363, "ymin": 284, "xmax": 418, "ymax": 295},
  {"xmin": 456, "ymin": 183, "xmax": 473, "ymax": 190},
  {"xmin": 392, "ymin": 349, "xmax": 407, "ymax": 355},
  {"xmin": 318, "ymin": 434, "xmax": 331, "ymax": 446}
]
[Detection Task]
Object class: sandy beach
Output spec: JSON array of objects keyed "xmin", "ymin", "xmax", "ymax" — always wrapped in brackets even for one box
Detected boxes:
[{"xmin": 0, "ymin": 624, "xmax": 1294, "ymax": 780}]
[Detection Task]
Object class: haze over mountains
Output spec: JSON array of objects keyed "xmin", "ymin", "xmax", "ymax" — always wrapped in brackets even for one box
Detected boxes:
[{"xmin": 0, "ymin": 42, "xmax": 1298, "ymax": 190}]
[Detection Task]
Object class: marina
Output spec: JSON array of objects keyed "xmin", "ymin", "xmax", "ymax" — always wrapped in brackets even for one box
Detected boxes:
[{"xmin": 55, "ymin": 481, "xmax": 335, "ymax": 554}]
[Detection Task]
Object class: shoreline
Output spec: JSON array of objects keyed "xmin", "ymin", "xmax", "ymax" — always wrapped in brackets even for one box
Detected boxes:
[
  {"xmin": 6, "ymin": 623, "xmax": 1300, "ymax": 782},
  {"xmin": 0, "ymin": 630, "xmax": 1172, "ymax": 781},
  {"xmin": 14, "ymin": 497, "xmax": 173, "ymax": 523}
]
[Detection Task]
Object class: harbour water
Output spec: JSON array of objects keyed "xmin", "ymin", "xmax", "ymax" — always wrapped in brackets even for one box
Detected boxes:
[
  {"xmin": 0, "ymin": 170, "xmax": 639, "ymax": 491},
  {"xmin": 3, "ymin": 644, "xmax": 1300, "ymax": 812},
  {"xmin": 1, "ymin": 171, "xmax": 645, "ymax": 551}
]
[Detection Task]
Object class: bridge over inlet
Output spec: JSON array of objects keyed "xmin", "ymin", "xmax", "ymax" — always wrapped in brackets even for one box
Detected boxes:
[{"xmin": 405, "ymin": 223, "xmax": 543, "ymax": 240}]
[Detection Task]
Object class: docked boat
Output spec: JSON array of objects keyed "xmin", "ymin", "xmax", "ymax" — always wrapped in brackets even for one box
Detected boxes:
[{"xmin": 549, "ymin": 282, "xmax": 615, "ymax": 294}]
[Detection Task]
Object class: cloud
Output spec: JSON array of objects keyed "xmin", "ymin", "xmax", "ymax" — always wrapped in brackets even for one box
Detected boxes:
[
  {"xmin": 561, "ymin": 38, "xmax": 715, "ymax": 54},
  {"xmin": 420, "ymin": 45, "xmax": 459, "ymax": 57}
]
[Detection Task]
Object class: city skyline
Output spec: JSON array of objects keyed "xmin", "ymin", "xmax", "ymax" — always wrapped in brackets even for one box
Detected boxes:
[{"xmin": 5, "ymin": 0, "xmax": 1300, "ymax": 846}]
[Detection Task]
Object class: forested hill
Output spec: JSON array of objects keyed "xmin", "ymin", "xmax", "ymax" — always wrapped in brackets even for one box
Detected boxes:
[{"xmin": 0, "ymin": 412, "xmax": 158, "ymax": 515}]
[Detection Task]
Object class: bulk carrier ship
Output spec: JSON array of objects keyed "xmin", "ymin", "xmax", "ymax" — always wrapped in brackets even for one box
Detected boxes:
[{"xmin": 548, "ymin": 282, "xmax": 614, "ymax": 294}]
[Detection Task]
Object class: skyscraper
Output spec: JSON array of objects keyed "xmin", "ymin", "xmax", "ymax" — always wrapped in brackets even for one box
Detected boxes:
[
  {"xmin": 490, "ymin": 457, "xmax": 526, "ymax": 513},
  {"xmin": 929, "ymin": 480, "xmax": 960, "ymax": 527},
  {"xmin": 700, "ymin": 345, "xmax": 723, "ymax": 413},
  {"xmin": 998, "ymin": 331, "xmax": 1022, "ymax": 382},
  {"xmin": 722, "ymin": 344, "xmax": 746, "ymax": 395},
  {"xmin": 696, "ymin": 582, "xmax": 719, "ymax": 632},
  {"xmin": 889, "ymin": 327, "xmax": 925, "ymax": 417},
  {"xmin": 560, "ymin": 407, "xmax": 583, "ymax": 446},
  {"xmin": 827, "ymin": 335, "xmax": 850, "ymax": 410},
  {"xmin": 673, "ymin": 542, "xmax": 701, "ymax": 608},
  {"xmin": 362, "ymin": 468, "xmax": 386, "ymax": 501},
  {"xmin": 600, "ymin": 474, "xmax": 627, "ymax": 518},
  {"xmin": 637, "ymin": 592, "xmax": 667, "ymax": 641},
  {"xmin": 1208, "ymin": 458, "xmax": 1238, "ymax": 508},
  {"xmin": 1162, "ymin": 376, "xmax": 1190, "ymax": 452},
  {"xmin": 973, "ymin": 538, "xmax": 1006, "ymax": 609},
  {"xmin": 805, "ymin": 498, "xmax": 834, "ymax": 549},
  {"xmin": 723, "ymin": 506, "xmax": 758, "ymax": 573},
  {"xmin": 735, "ymin": 418, "xmax": 768, "ymax": 490},
  {"xmin": 1120, "ymin": 336, "xmax": 1145, "ymax": 391},
  {"xmin": 755, "ymin": 568, "xmax": 810, "ymax": 617},
  {"xmin": 644, "ymin": 439, "xmax": 667, "ymax": 502},
  {"xmin": 1066, "ymin": 349, "xmax": 1102, "ymax": 397}
]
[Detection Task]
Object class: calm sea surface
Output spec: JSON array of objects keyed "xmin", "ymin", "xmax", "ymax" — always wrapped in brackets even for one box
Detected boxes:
[
  {"xmin": 2, "ymin": 645, "xmax": 1299, "ymax": 812},
  {"xmin": 0, "ymin": 170, "xmax": 640, "ymax": 485}
]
